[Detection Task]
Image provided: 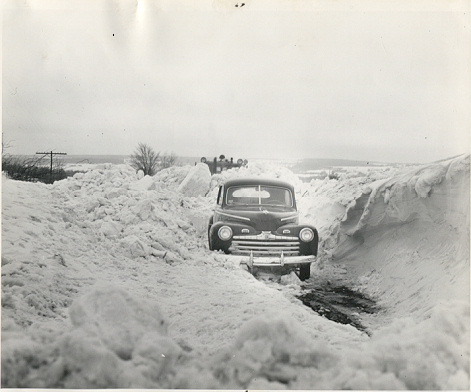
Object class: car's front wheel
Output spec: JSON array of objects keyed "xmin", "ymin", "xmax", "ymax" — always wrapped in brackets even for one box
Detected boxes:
[
  {"xmin": 299, "ymin": 264, "xmax": 311, "ymax": 281},
  {"xmin": 208, "ymin": 217, "xmax": 214, "ymax": 250}
]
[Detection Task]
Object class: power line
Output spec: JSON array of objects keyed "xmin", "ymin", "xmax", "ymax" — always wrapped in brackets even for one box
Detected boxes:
[{"xmin": 36, "ymin": 150, "xmax": 67, "ymax": 179}]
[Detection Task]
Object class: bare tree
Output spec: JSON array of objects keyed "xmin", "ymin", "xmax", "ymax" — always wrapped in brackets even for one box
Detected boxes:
[
  {"xmin": 130, "ymin": 143, "xmax": 160, "ymax": 176},
  {"xmin": 2, "ymin": 132, "xmax": 13, "ymax": 157},
  {"xmin": 2, "ymin": 140, "xmax": 12, "ymax": 155}
]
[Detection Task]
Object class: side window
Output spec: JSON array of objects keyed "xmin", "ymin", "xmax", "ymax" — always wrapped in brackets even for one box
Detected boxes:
[{"xmin": 217, "ymin": 186, "xmax": 223, "ymax": 205}]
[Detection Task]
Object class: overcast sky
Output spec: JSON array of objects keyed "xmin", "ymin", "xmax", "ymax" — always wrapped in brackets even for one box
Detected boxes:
[{"xmin": 3, "ymin": 0, "xmax": 470, "ymax": 162}]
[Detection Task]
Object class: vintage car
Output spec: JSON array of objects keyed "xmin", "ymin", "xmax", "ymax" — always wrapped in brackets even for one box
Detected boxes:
[{"xmin": 208, "ymin": 178, "xmax": 318, "ymax": 280}]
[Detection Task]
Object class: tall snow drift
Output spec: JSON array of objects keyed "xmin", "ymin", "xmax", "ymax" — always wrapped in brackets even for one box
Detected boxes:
[{"xmin": 328, "ymin": 155, "xmax": 470, "ymax": 320}]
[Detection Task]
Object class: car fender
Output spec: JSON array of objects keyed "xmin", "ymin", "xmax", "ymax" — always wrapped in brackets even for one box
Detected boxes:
[
  {"xmin": 209, "ymin": 221, "xmax": 255, "ymax": 252},
  {"xmin": 275, "ymin": 224, "xmax": 319, "ymax": 256},
  {"xmin": 209, "ymin": 221, "xmax": 257, "ymax": 237}
]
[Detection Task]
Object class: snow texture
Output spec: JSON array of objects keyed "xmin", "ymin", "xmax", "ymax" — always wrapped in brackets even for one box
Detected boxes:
[
  {"xmin": 1, "ymin": 155, "xmax": 469, "ymax": 389},
  {"xmin": 177, "ymin": 163, "xmax": 211, "ymax": 197}
]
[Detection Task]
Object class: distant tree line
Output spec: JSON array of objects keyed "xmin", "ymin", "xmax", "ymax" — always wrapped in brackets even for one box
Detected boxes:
[
  {"xmin": 1, "ymin": 140, "xmax": 178, "ymax": 183},
  {"xmin": 2, "ymin": 154, "xmax": 69, "ymax": 184}
]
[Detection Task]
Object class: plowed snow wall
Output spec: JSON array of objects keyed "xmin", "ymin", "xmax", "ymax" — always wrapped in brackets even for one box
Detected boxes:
[{"xmin": 331, "ymin": 155, "xmax": 470, "ymax": 319}]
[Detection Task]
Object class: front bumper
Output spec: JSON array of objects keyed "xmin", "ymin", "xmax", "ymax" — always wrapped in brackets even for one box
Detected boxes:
[{"xmin": 240, "ymin": 252, "xmax": 315, "ymax": 268}]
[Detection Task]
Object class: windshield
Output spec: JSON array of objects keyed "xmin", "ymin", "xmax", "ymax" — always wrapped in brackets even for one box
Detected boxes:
[{"xmin": 226, "ymin": 185, "xmax": 293, "ymax": 207}]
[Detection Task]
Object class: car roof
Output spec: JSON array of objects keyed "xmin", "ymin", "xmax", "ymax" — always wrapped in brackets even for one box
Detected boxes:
[{"xmin": 223, "ymin": 177, "xmax": 295, "ymax": 190}]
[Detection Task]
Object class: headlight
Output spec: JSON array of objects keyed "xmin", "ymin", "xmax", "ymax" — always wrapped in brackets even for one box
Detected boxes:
[
  {"xmin": 218, "ymin": 226, "xmax": 233, "ymax": 241},
  {"xmin": 299, "ymin": 228, "xmax": 314, "ymax": 242}
]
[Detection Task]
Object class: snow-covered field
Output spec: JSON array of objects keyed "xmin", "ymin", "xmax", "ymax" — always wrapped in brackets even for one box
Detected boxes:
[{"xmin": 1, "ymin": 156, "xmax": 469, "ymax": 389}]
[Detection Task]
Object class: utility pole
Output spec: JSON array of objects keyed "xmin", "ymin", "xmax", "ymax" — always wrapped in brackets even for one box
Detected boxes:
[{"xmin": 36, "ymin": 151, "xmax": 67, "ymax": 182}]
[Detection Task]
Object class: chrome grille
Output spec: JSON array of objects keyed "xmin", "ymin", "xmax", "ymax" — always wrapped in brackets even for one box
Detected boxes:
[{"xmin": 230, "ymin": 233, "xmax": 301, "ymax": 257}]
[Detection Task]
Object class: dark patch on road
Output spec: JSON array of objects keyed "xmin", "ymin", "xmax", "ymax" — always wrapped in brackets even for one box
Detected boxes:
[{"xmin": 297, "ymin": 284, "xmax": 380, "ymax": 334}]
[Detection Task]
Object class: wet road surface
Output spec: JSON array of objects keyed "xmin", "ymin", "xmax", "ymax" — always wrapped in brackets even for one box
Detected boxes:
[
  {"xmin": 252, "ymin": 267, "xmax": 381, "ymax": 334},
  {"xmin": 297, "ymin": 283, "xmax": 380, "ymax": 333}
]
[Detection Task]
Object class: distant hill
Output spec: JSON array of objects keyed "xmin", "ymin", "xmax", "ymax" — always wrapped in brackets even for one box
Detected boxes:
[
  {"xmin": 288, "ymin": 158, "xmax": 391, "ymax": 173},
  {"xmin": 39, "ymin": 155, "xmax": 201, "ymax": 166},
  {"xmin": 21, "ymin": 154, "xmax": 416, "ymax": 172}
]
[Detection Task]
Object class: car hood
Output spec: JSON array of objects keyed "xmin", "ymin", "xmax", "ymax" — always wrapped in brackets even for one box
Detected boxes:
[{"xmin": 218, "ymin": 207, "xmax": 298, "ymax": 232}]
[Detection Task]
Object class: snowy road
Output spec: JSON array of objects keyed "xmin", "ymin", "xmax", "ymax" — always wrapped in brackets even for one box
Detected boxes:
[{"xmin": 2, "ymin": 157, "xmax": 469, "ymax": 389}]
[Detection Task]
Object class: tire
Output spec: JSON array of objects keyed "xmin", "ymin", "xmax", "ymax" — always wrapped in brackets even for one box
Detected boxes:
[
  {"xmin": 208, "ymin": 217, "xmax": 214, "ymax": 250},
  {"xmin": 299, "ymin": 264, "xmax": 311, "ymax": 281}
]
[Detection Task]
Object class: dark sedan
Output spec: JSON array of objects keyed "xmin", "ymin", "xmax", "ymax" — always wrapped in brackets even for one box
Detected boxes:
[{"xmin": 208, "ymin": 178, "xmax": 318, "ymax": 280}]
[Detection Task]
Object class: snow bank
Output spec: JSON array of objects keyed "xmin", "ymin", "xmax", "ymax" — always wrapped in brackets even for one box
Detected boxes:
[
  {"xmin": 209, "ymin": 301, "xmax": 468, "ymax": 389},
  {"xmin": 69, "ymin": 285, "xmax": 169, "ymax": 359},
  {"xmin": 177, "ymin": 163, "xmax": 211, "ymax": 197},
  {"xmin": 153, "ymin": 164, "xmax": 191, "ymax": 188},
  {"xmin": 130, "ymin": 175, "xmax": 157, "ymax": 191},
  {"xmin": 209, "ymin": 160, "xmax": 304, "ymax": 194},
  {"xmin": 9, "ymin": 286, "xmax": 465, "ymax": 389},
  {"xmin": 2, "ymin": 286, "xmax": 184, "ymax": 388},
  {"xmin": 64, "ymin": 162, "xmax": 116, "ymax": 172},
  {"xmin": 325, "ymin": 155, "xmax": 470, "ymax": 321},
  {"xmin": 1, "ymin": 164, "xmax": 201, "ymax": 331},
  {"xmin": 297, "ymin": 165, "xmax": 399, "ymax": 247}
]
